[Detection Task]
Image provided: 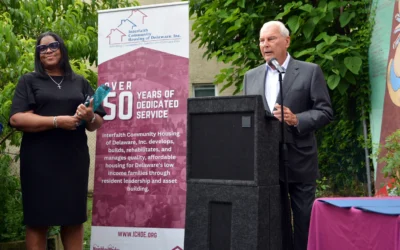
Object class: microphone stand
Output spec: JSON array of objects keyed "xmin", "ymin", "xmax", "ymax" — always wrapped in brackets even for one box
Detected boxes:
[{"xmin": 278, "ymin": 71, "xmax": 294, "ymax": 250}]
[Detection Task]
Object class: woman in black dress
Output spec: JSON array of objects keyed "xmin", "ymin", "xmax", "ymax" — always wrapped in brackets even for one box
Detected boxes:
[{"xmin": 9, "ymin": 32, "xmax": 106, "ymax": 249}]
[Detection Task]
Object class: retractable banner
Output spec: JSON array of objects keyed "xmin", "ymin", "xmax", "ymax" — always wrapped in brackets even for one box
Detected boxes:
[{"xmin": 91, "ymin": 3, "xmax": 188, "ymax": 249}]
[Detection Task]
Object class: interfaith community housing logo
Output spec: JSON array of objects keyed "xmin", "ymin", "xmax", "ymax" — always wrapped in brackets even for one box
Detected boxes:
[{"xmin": 106, "ymin": 9, "xmax": 182, "ymax": 46}]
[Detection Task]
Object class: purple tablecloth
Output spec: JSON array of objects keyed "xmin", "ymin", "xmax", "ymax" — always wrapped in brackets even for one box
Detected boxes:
[{"xmin": 308, "ymin": 197, "xmax": 400, "ymax": 250}]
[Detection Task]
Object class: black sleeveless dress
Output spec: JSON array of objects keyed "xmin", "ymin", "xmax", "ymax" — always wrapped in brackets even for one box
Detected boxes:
[{"xmin": 10, "ymin": 72, "xmax": 106, "ymax": 226}]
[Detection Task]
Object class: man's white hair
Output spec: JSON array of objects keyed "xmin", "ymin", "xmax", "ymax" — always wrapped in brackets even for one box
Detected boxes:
[{"xmin": 260, "ymin": 21, "xmax": 290, "ymax": 37}]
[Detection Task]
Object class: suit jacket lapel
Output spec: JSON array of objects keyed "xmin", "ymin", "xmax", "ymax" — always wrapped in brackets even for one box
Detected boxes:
[
  {"xmin": 254, "ymin": 65, "xmax": 270, "ymax": 113},
  {"xmin": 276, "ymin": 58, "xmax": 299, "ymax": 105}
]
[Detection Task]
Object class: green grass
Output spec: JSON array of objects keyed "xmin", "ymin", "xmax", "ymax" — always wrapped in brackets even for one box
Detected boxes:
[{"xmin": 83, "ymin": 196, "xmax": 93, "ymax": 249}]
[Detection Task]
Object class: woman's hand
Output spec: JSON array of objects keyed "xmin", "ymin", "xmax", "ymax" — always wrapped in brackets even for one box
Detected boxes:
[
  {"xmin": 56, "ymin": 115, "xmax": 81, "ymax": 130},
  {"xmin": 75, "ymin": 99, "xmax": 95, "ymax": 123}
]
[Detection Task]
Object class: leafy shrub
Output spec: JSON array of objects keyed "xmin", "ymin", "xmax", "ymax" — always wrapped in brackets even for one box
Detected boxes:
[
  {"xmin": 0, "ymin": 154, "xmax": 24, "ymax": 242},
  {"xmin": 376, "ymin": 129, "xmax": 400, "ymax": 196}
]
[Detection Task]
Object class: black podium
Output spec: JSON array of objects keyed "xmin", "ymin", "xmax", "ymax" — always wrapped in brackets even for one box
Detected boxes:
[{"xmin": 184, "ymin": 95, "xmax": 282, "ymax": 250}]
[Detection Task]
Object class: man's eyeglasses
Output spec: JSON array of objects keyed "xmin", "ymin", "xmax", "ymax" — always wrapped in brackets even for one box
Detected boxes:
[{"xmin": 36, "ymin": 41, "xmax": 60, "ymax": 54}]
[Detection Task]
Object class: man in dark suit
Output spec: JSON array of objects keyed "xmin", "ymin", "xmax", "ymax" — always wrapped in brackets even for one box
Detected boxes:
[{"xmin": 244, "ymin": 21, "xmax": 333, "ymax": 250}]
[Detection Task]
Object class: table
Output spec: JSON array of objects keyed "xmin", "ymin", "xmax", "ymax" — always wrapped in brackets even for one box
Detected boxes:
[{"xmin": 307, "ymin": 197, "xmax": 400, "ymax": 250}]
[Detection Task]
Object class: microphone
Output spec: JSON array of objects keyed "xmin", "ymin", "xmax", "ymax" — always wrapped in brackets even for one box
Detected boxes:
[{"xmin": 268, "ymin": 58, "xmax": 285, "ymax": 73}]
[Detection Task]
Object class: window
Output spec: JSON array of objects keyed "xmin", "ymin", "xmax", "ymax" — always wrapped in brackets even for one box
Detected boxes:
[{"xmin": 193, "ymin": 84, "xmax": 216, "ymax": 97}]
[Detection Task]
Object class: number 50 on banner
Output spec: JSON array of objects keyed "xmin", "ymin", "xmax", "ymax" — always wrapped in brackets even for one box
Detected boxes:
[{"xmin": 103, "ymin": 91, "xmax": 133, "ymax": 120}]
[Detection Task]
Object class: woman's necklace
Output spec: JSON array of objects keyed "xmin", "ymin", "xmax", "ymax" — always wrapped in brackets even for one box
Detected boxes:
[{"xmin": 48, "ymin": 75, "xmax": 64, "ymax": 89}]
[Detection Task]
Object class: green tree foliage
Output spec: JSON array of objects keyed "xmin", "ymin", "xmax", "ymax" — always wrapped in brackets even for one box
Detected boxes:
[
  {"xmin": 0, "ymin": 0, "xmax": 139, "ymax": 242},
  {"xmin": 0, "ymin": 154, "xmax": 24, "ymax": 242},
  {"xmin": 190, "ymin": 0, "xmax": 373, "ymax": 195},
  {"xmin": 190, "ymin": 0, "xmax": 286, "ymax": 94},
  {"xmin": 374, "ymin": 129, "xmax": 400, "ymax": 196}
]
